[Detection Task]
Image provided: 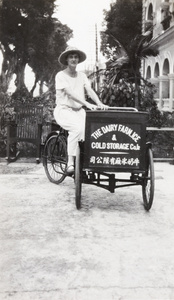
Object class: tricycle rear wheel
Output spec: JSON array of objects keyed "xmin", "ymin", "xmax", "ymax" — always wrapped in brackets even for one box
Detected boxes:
[
  {"xmin": 142, "ymin": 147, "xmax": 154, "ymax": 211},
  {"xmin": 43, "ymin": 134, "xmax": 67, "ymax": 184}
]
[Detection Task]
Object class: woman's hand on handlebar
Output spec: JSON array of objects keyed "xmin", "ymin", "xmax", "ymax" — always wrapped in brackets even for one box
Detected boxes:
[
  {"xmin": 97, "ymin": 103, "xmax": 109, "ymax": 110},
  {"xmin": 86, "ymin": 103, "xmax": 98, "ymax": 110},
  {"xmin": 86, "ymin": 102, "xmax": 109, "ymax": 111}
]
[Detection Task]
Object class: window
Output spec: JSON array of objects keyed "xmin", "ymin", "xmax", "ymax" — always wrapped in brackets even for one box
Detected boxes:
[
  {"xmin": 161, "ymin": 2, "xmax": 171, "ymax": 30},
  {"xmin": 146, "ymin": 66, "xmax": 151, "ymax": 79}
]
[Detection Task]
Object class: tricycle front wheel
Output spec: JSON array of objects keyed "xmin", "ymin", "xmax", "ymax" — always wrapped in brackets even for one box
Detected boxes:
[
  {"xmin": 75, "ymin": 143, "xmax": 82, "ymax": 209},
  {"xmin": 142, "ymin": 147, "xmax": 155, "ymax": 211}
]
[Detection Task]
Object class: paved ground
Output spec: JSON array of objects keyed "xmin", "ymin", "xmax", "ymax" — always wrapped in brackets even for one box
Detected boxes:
[{"xmin": 0, "ymin": 160, "xmax": 174, "ymax": 300}]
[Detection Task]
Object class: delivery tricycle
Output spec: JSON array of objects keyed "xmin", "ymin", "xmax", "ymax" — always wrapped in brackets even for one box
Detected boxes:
[{"xmin": 43, "ymin": 108, "xmax": 154, "ymax": 211}]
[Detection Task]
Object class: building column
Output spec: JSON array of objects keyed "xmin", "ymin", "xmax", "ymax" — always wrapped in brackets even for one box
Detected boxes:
[
  {"xmin": 158, "ymin": 75, "xmax": 169, "ymax": 110},
  {"xmin": 168, "ymin": 73, "xmax": 174, "ymax": 111},
  {"xmin": 150, "ymin": 77, "xmax": 159, "ymax": 99}
]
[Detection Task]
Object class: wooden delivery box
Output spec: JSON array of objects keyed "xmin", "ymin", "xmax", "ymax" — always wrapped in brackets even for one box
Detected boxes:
[{"xmin": 83, "ymin": 110, "xmax": 148, "ymax": 173}]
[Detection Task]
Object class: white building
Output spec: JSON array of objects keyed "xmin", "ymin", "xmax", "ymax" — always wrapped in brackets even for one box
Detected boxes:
[{"xmin": 142, "ymin": 0, "xmax": 174, "ymax": 111}]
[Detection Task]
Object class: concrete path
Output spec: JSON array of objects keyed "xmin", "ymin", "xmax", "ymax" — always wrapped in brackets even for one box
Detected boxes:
[{"xmin": 0, "ymin": 161, "xmax": 174, "ymax": 300}]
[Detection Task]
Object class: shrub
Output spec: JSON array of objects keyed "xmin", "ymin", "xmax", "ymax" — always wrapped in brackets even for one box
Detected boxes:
[
  {"xmin": 99, "ymin": 76, "xmax": 164, "ymax": 127},
  {"xmin": 0, "ymin": 89, "xmax": 55, "ymax": 157}
]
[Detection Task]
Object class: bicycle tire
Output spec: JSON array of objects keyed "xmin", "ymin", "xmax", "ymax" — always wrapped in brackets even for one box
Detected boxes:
[
  {"xmin": 43, "ymin": 134, "xmax": 67, "ymax": 184},
  {"xmin": 75, "ymin": 143, "xmax": 82, "ymax": 209},
  {"xmin": 142, "ymin": 147, "xmax": 155, "ymax": 211}
]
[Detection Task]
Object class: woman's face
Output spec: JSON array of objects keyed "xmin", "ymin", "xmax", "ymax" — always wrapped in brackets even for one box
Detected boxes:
[{"xmin": 67, "ymin": 53, "xmax": 79, "ymax": 67}]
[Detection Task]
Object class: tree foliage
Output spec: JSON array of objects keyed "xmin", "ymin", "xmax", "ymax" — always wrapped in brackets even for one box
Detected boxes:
[
  {"xmin": 0, "ymin": 0, "xmax": 73, "ymax": 156},
  {"xmin": 101, "ymin": 0, "xmax": 142, "ymax": 57},
  {"xmin": 0, "ymin": 0, "xmax": 73, "ymax": 96},
  {"xmin": 99, "ymin": 0, "xmax": 159, "ymax": 112},
  {"xmin": 98, "ymin": 0, "xmax": 161, "ymax": 127},
  {"xmin": 100, "ymin": 29, "xmax": 158, "ymax": 108}
]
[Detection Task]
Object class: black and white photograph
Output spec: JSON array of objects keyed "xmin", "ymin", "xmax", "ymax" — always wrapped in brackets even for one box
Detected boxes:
[{"xmin": 0, "ymin": 0, "xmax": 174, "ymax": 299}]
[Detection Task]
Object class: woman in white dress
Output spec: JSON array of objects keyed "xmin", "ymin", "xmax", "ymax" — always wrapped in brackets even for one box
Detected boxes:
[{"xmin": 54, "ymin": 46, "xmax": 107, "ymax": 174}]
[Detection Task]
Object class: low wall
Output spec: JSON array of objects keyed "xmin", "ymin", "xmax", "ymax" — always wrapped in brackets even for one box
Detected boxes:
[{"xmin": 146, "ymin": 127, "xmax": 174, "ymax": 162}]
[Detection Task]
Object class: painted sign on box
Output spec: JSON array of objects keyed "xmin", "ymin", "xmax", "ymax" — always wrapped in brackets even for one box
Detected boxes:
[{"xmin": 86, "ymin": 122, "xmax": 142, "ymax": 168}]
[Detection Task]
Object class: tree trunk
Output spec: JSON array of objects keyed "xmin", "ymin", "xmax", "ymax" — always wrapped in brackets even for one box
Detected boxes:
[
  {"xmin": 134, "ymin": 72, "xmax": 140, "ymax": 110},
  {"xmin": 15, "ymin": 60, "xmax": 27, "ymax": 91},
  {"xmin": 39, "ymin": 80, "xmax": 44, "ymax": 95},
  {"xmin": 0, "ymin": 52, "xmax": 16, "ymax": 93},
  {"xmin": 30, "ymin": 75, "xmax": 39, "ymax": 96}
]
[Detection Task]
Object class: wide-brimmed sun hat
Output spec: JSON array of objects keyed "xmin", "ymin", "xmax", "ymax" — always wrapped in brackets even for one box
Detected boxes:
[{"xmin": 58, "ymin": 46, "xmax": 87, "ymax": 66}]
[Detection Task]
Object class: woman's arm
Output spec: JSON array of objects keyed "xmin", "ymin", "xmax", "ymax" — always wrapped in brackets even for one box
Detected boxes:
[
  {"xmin": 64, "ymin": 86, "xmax": 98, "ymax": 110},
  {"xmin": 85, "ymin": 85, "xmax": 108, "ymax": 109}
]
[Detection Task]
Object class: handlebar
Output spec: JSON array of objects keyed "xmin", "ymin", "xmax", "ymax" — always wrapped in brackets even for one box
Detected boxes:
[
  {"xmin": 95, "ymin": 106, "xmax": 138, "ymax": 112},
  {"xmin": 107, "ymin": 106, "xmax": 138, "ymax": 112}
]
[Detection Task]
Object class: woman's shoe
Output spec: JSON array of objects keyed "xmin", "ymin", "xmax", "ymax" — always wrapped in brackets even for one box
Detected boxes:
[{"xmin": 66, "ymin": 165, "xmax": 75, "ymax": 175}]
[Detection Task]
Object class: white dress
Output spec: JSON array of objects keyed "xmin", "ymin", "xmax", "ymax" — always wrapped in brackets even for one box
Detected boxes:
[{"xmin": 54, "ymin": 70, "xmax": 90, "ymax": 156}]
